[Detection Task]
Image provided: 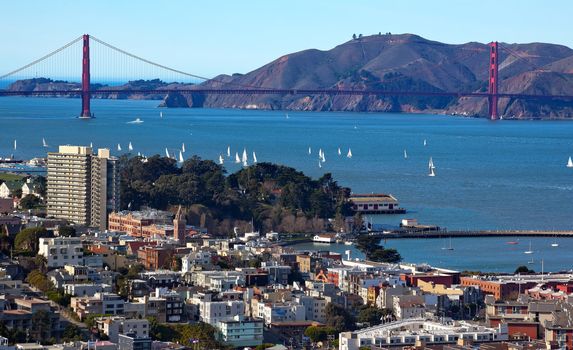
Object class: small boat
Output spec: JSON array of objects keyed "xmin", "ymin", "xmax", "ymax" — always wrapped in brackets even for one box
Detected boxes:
[
  {"xmin": 428, "ymin": 157, "xmax": 436, "ymax": 177},
  {"xmin": 160, "ymin": 111, "xmax": 163, "ymax": 118},
  {"xmin": 551, "ymin": 242, "xmax": 559, "ymax": 247},
  {"xmin": 42, "ymin": 138, "xmax": 49, "ymax": 148},
  {"xmin": 219, "ymin": 155, "xmax": 224, "ymax": 165},
  {"xmin": 308, "ymin": 147, "xmax": 312, "ymax": 155},
  {"xmin": 344, "ymin": 241, "xmax": 353, "ymax": 246},
  {"xmin": 227, "ymin": 146, "xmax": 231, "ymax": 158},
  {"xmin": 252, "ymin": 151, "xmax": 257, "ymax": 163},
  {"xmin": 117, "ymin": 144, "xmax": 122, "ymax": 151},
  {"xmin": 423, "ymin": 139, "xmax": 427, "ymax": 146},
  {"xmin": 506, "ymin": 241, "xmax": 519, "ymax": 245},
  {"xmin": 235, "ymin": 152, "xmax": 241, "ymax": 164},
  {"xmin": 441, "ymin": 237, "xmax": 454, "ymax": 250},
  {"xmin": 13, "ymin": 140, "xmax": 16, "ymax": 151},
  {"xmin": 242, "ymin": 149, "xmax": 248, "ymax": 166},
  {"xmin": 137, "ymin": 151, "xmax": 141, "ymax": 157},
  {"xmin": 404, "ymin": 149, "xmax": 408, "ymax": 159},
  {"xmin": 179, "ymin": 151, "xmax": 184, "ymax": 163},
  {"xmin": 347, "ymin": 149, "xmax": 352, "ymax": 158},
  {"xmin": 165, "ymin": 148, "xmax": 170, "ymax": 158},
  {"xmin": 128, "ymin": 142, "xmax": 133, "ymax": 151},
  {"xmin": 338, "ymin": 147, "xmax": 341, "ymax": 156},
  {"xmin": 127, "ymin": 118, "xmax": 144, "ymax": 124},
  {"xmin": 524, "ymin": 241, "xmax": 533, "ymax": 254},
  {"xmin": 567, "ymin": 156, "xmax": 573, "ymax": 168}
]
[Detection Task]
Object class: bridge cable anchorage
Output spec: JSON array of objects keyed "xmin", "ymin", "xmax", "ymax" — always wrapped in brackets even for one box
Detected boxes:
[{"xmin": 0, "ymin": 36, "xmax": 83, "ymax": 80}]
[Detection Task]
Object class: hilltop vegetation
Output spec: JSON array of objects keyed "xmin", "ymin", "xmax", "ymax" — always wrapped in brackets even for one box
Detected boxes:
[{"xmin": 119, "ymin": 155, "xmax": 353, "ymax": 235}]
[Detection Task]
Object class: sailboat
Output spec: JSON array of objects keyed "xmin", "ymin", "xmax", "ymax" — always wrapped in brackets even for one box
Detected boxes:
[
  {"xmin": 524, "ymin": 241, "xmax": 533, "ymax": 254},
  {"xmin": 404, "ymin": 149, "xmax": 408, "ymax": 159},
  {"xmin": 117, "ymin": 144, "xmax": 122, "ymax": 152},
  {"xmin": 160, "ymin": 111, "xmax": 163, "ymax": 118},
  {"xmin": 338, "ymin": 147, "xmax": 341, "ymax": 156},
  {"xmin": 567, "ymin": 157, "xmax": 573, "ymax": 168},
  {"xmin": 252, "ymin": 151, "xmax": 257, "ymax": 163},
  {"xmin": 128, "ymin": 142, "xmax": 133, "ymax": 151},
  {"xmin": 137, "ymin": 152, "xmax": 141, "ymax": 157},
  {"xmin": 235, "ymin": 152, "xmax": 241, "ymax": 164},
  {"xmin": 165, "ymin": 148, "xmax": 170, "ymax": 158},
  {"xmin": 423, "ymin": 139, "xmax": 427, "ymax": 146},
  {"xmin": 441, "ymin": 237, "xmax": 454, "ymax": 250},
  {"xmin": 308, "ymin": 147, "xmax": 311, "ymax": 155},
  {"xmin": 428, "ymin": 157, "xmax": 436, "ymax": 177},
  {"xmin": 551, "ymin": 241, "xmax": 559, "ymax": 247},
  {"xmin": 42, "ymin": 138, "xmax": 48, "ymax": 148},
  {"xmin": 179, "ymin": 151, "xmax": 184, "ymax": 163},
  {"xmin": 13, "ymin": 140, "xmax": 16, "ymax": 151},
  {"xmin": 242, "ymin": 149, "xmax": 248, "ymax": 166},
  {"xmin": 347, "ymin": 149, "xmax": 353, "ymax": 158},
  {"xmin": 227, "ymin": 146, "xmax": 231, "ymax": 158},
  {"xmin": 219, "ymin": 155, "xmax": 224, "ymax": 165},
  {"xmin": 318, "ymin": 160, "xmax": 322, "ymax": 168},
  {"xmin": 285, "ymin": 113, "xmax": 289, "ymax": 119},
  {"xmin": 90, "ymin": 142, "xmax": 93, "ymax": 148},
  {"xmin": 320, "ymin": 150, "xmax": 326, "ymax": 163},
  {"xmin": 182, "ymin": 143, "xmax": 186, "ymax": 153}
]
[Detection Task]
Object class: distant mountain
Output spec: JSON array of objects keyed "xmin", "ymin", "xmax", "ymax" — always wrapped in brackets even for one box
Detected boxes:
[{"xmin": 165, "ymin": 33, "xmax": 573, "ymax": 119}]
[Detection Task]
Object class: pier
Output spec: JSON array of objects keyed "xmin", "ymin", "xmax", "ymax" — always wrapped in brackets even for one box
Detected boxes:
[{"xmin": 374, "ymin": 230, "xmax": 573, "ymax": 239}]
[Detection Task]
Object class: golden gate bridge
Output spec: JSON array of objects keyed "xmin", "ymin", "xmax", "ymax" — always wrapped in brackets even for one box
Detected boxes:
[{"xmin": 1, "ymin": 34, "xmax": 573, "ymax": 120}]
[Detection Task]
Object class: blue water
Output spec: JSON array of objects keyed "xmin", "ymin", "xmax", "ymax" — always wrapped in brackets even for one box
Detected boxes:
[
  {"xmin": 290, "ymin": 237, "xmax": 573, "ymax": 273},
  {"xmin": 1, "ymin": 96, "xmax": 573, "ymax": 233}
]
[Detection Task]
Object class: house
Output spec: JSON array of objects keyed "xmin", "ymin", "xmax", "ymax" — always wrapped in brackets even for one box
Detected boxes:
[
  {"xmin": 21, "ymin": 178, "xmax": 42, "ymax": 198},
  {"xmin": 0, "ymin": 181, "xmax": 22, "ymax": 199},
  {"xmin": 96, "ymin": 316, "xmax": 150, "ymax": 343},
  {"xmin": 38, "ymin": 237, "xmax": 84, "ymax": 268},
  {"xmin": 312, "ymin": 234, "xmax": 336, "ymax": 243}
]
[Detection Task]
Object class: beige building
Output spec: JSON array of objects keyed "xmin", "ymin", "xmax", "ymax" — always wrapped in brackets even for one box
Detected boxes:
[{"xmin": 47, "ymin": 145, "xmax": 120, "ymax": 229}]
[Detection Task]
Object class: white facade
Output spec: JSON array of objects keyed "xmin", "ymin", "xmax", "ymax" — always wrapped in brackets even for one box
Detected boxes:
[
  {"xmin": 197, "ymin": 299, "xmax": 245, "ymax": 325},
  {"xmin": 339, "ymin": 318, "xmax": 508, "ymax": 350},
  {"xmin": 217, "ymin": 317, "xmax": 264, "ymax": 348},
  {"xmin": 181, "ymin": 251, "xmax": 212, "ymax": 273},
  {"xmin": 39, "ymin": 237, "xmax": 84, "ymax": 268},
  {"xmin": 0, "ymin": 183, "xmax": 12, "ymax": 199},
  {"xmin": 63, "ymin": 283, "xmax": 112, "ymax": 297},
  {"xmin": 97, "ymin": 317, "xmax": 149, "ymax": 343},
  {"xmin": 293, "ymin": 295, "xmax": 327, "ymax": 323},
  {"xmin": 312, "ymin": 234, "xmax": 336, "ymax": 243},
  {"xmin": 257, "ymin": 303, "xmax": 306, "ymax": 325}
]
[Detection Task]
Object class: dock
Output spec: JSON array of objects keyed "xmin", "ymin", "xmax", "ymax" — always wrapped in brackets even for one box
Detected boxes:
[{"xmin": 374, "ymin": 230, "xmax": 573, "ymax": 239}]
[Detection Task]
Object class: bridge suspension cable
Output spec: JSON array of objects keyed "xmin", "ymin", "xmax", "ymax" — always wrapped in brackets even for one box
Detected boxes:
[{"xmin": 0, "ymin": 36, "xmax": 83, "ymax": 80}]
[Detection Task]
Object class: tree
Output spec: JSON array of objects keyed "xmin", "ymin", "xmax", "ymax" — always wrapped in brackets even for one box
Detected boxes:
[
  {"xmin": 325, "ymin": 303, "xmax": 356, "ymax": 332},
  {"xmin": 304, "ymin": 326, "xmax": 337, "ymax": 342},
  {"xmin": 20, "ymin": 194, "xmax": 41, "ymax": 209},
  {"xmin": 27, "ymin": 270, "xmax": 53, "ymax": 293},
  {"xmin": 62, "ymin": 324, "xmax": 82, "ymax": 341},
  {"xmin": 357, "ymin": 307, "xmax": 393, "ymax": 326},
  {"xmin": 515, "ymin": 265, "xmax": 535, "ymax": 274},
  {"xmin": 30, "ymin": 310, "xmax": 52, "ymax": 342},
  {"xmin": 58, "ymin": 225, "xmax": 76, "ymax": 237},
  {"xmin": 14, "ymin": 227, "xmax": 49, "ymax": 254},
  {"xmin": 352, "ymin": 33, "xmax": 357, "ymax": 40}
]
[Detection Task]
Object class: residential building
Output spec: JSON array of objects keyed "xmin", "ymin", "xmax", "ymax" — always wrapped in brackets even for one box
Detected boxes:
[
  {"xmin": 38, "ymin": 237, "xmax": 83, "ymax": 268},
  {"xmin": 118, "ymin": 332, "xmax": 151, "ymax": 350},
  {"xmin": 349, "ymin": 193, "xmax": 404, "ymax": 214},
  {"xmin": 96, "ymin": 317, "xmax": 150, "ymax": 343},
  {"xmin": 216, "ymin": 317, "xmax": 264, "ymax": 348},
  {"xmin": 47, "ymin": 145, "xmax": 119, "ymax": 229}
]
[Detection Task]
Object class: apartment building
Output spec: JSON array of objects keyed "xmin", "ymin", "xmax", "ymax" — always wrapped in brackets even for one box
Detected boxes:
[
  {"xmin": 38, "ymin": 237, "xmax": 84, "ymax": 268},
  {"xmin": 47, "ymin": 145, "xmax": 119, "ymax": 229}
]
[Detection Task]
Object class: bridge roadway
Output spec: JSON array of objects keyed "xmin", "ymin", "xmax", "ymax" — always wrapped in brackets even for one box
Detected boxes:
[
  {"xmin": 2, "ymin": 89, "xmax": 573, "ymax": 101},
  {"xmin": 375, "ymin": 230, "xmax": 573, "ymax": 239}
]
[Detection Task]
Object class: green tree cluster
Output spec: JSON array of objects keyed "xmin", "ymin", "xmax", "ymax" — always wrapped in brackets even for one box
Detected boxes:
[
  {"xmin": 20, "ymin": 194, "xmax": 41, "ymax": 209},
  {"xmin": 14, "ymin": 227, "xmax": 50, "ymax": 254},
  {"xmin": 147, "ymin": 317, "xmax": 227, "ymax": 349},
  {"xmin": 355, "ymin": 235, "xmax": 402, "ymax": 263},
  {"xmin": 119, "ymin": 155, "xmax": 352, "ymax": 234},
  {"xmin": 304, "ymin": 326, "xmax": 337, "ymax": 342},
  {"xmin": 325, "ymin": 303, "xmax": 356, "ymax": 333},
  {"xmin": 357, "ymin": 306, "xmax": 394, "ymax": 326}
]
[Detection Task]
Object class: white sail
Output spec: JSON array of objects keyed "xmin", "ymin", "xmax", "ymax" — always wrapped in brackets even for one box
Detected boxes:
[
  {"xmin": 404, "ymin": 149, "xmax": 408, "ymax": 159},
  {"xmin": 428, "ymin": 157, "xmax": 436, "ymax": 176},
  {"xmin": 128, "ymin": 142, "xmax": 133, "ymax": 151},
  {"xmin": 318, "ymin": 160, "xmax": 322, "ymax": 168},
  {"xmin": 321, "ymin": 152, "xmax": 326, "ymax": 163},
  {"xmin": 182, "ymin": 143, "xmax": 186, "ymax": 153},
  {"xmin": 338, "ymin": 147, "xmax": 341, "ymax": 156},
  {"xmin": 90, "ymin": 142, "xmax": 93, "ymax": 148},
  {"xmin": 227, "ymin": 146, "xmax": 231, "ymax": 158},
  {"xmin": 179, "ymin": 151, "xmax": 184, "ymax": 163},
  {"xmin": 567, "ymin": 156, "xmax": 573, "ymax": 168},
  {"xmin": 117, "ymin": 144, "xmax": 122, "ymax": 151},
  {"xmin": 219, "ymin": 155, "xmax": 224, "ymax": 165},
  {"xmin": 165, "ymin": 148, "xmax": 170, "ymax": 158},
  {"xmin": 160, "ymin": 111, "xmax": 163, "ymax": 118},
  {"xmin": 137, "ymin": 151, "xmax": 141, "ymax": 157},
  {"xmin": 242, "ymin": 149, "xmax": 248, "ymax": 166},
  {"xmin": 253, "ymin": 151, "xmax": 257, "ymax": 163},
  {"xmin": 347, "ymin": 149, "xmax": 352, "ymax": 158},
  {"xmin": 423, "ymin": 139, "xmax": 427, "ymax": 146},
  {"xmin": 235, "ymin": 152, "xmax": 241, "ymax": 164},
  {"xmin": 13, "ymin": 140, "xmax": 16, "ymax": 151},
  {"xmin": 285, "ymin": 113, "xmax": 289, "ymax": 119},
  {"xmin": 308, "ymin": 147, "xmax": 311, "ymax": 155},
  {"xmin": 42, "ymin": 138, "xmax": 48, "ymax": 148}
]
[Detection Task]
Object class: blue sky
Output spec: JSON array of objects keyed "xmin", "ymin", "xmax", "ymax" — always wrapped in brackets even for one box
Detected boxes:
[{"xmin": 1, "ymin": 0, "xmax": 571, "ymax": 78}]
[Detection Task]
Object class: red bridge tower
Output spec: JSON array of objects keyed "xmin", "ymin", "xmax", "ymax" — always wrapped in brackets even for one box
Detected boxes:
[
  {"xmin": 80, "ymin": 34, "xmax": 92, "ymax": 119},
  {"xmin": 488, "ymin": 41, "xmax": 499, "ymax": 120}
]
